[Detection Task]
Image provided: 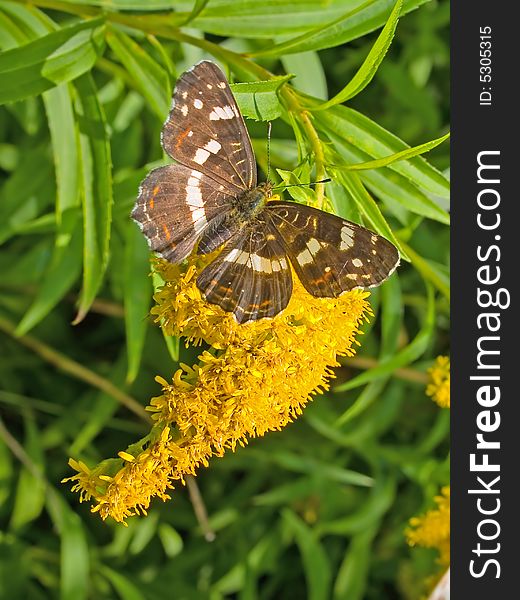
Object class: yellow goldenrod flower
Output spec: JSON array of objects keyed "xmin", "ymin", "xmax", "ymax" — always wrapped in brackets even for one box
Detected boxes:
[
  {"xmin": 426, "ymin": 356, "xmax": 450, "ymax": 408},
  {"xmin": 407, "ymin": 486, "xmax": 450, "ymax": 568},
  {"xmin": 65, "ymin": 256, "xmax": 372, "ymax": 522}
]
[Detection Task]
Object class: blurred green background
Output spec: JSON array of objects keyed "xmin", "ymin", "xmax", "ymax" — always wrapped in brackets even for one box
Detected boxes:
[{"xmin": 0, "ymin": 1, "xmax": 449, "ymax": 598}]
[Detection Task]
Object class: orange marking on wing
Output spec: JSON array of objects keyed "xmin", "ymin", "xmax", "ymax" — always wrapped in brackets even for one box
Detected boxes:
[
  {"xmin": 176, "ymin": 127, "xmax": 192, "ymax": 149},
  {"xmin": 162, "ymin": 224, "xmax": 171, "ymax": 241},
  {"xmin": 153, "ymin": 186, "xmax": 160, "ymax": 196},
  {"xmin": 149, "ymin": 198, "xmax": 155, "ymax": 210}
]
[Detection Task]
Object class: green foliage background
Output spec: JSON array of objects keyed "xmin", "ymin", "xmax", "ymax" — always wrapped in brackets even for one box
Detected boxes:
[{"xmin": 0, "ymin": 1, "xmax": 449, "ymax": 598}]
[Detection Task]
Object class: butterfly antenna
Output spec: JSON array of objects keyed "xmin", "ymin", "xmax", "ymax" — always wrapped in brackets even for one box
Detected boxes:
[
  {"xmin": 272, "ymin": 178, "xmax": 331, "ymax": 192},
  {"xmin": 266, "ymin": 121, "xmax": 272, "ymax": 183}
]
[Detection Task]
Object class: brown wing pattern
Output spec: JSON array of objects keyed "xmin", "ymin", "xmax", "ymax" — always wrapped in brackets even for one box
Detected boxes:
[
  {"xmin": 132, "ymin": 164, "xmax": 234, "ymax": 263},
  {"xmin": 196, "ymin": 218, "xmax": 293, "ymax": 323},
  {"xmin": 266, "ymin": 201, "xmax": 400, "ymax": 297},
  {"xmin": 161, "ymin": 61, "xmax": 256, "ymax": 192}
]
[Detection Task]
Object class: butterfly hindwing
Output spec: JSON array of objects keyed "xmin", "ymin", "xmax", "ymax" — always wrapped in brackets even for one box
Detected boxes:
[
  {"xmin": 132, "ymin": 164, "xmax": 235, "ymax": 262},
  {"xmin": 161, "ymin": 61, "xmax": 256, "ymax": 192},
  {"xmin": 196, "ymin": 217, "xmax": 293, "ymax": 323},
  {"xmin": 266, "ymin": 201, "xmax": 400, "ymax": 297}
]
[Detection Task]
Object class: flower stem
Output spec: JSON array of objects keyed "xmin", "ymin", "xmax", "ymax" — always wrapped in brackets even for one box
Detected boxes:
[{"xmin": 342, "ymin": 355, "xmax": 429, "ymax": 384}]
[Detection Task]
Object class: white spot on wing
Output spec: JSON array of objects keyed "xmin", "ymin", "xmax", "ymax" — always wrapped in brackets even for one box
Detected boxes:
[
  {"xmin": 209, "ymin": 105, "xmax": 235, "ymax": 120},
  {"xmin": 340, "ymin": 225, "xmax": 354, "ymax": 250},
  {"xmin": 194, "ymin": 148, "xmax": 210, "ymax": 165},
  {"xmin": 306, "ymin": 238, "xmax": 321, "ymax": 255},
  {"xmin": 204, "ymin": 139, "xmax": 222, "ymax": 154},
  {"xmin": 180, "ymin": 104, "xmax": 188, "ymax": 116},
  {"xmin": 194, "ymin": 99, "xmax": 203, "ymax": 109},
  {"xmin": 296, "ymin": 248, "xmax": 313, "ymax": 265},
  {"xmin": 352, "ymin": 258, "xmax": 363, "ymax": 268}
]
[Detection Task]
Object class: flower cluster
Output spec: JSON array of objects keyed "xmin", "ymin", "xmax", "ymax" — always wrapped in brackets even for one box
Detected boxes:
[
  {"xmin": 406, "ymin": 486, "xmax": 451, "ymax": 568},
  {"xmin": 426, "ymin": 355, "xmax": 450, "ymax": 408},
  {"xmin": 65, "ymin": 255, "xmax": 372, "ymax": 522}
]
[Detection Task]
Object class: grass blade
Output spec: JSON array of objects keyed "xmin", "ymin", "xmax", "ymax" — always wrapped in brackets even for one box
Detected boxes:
[
  {"xmin": 0, "ymin": 17, "xmax": 105, "ymax": 104},
  {"xmin": 74, "ymin": 73, "xmax": 113, "ymax": 323},
  {"xmin": 124, "ymin": 222, "xmax": 152, "ymax": 383},
  {"xmin": 315, "ymin": 0, "xmax": 403, "ymax": 108}
]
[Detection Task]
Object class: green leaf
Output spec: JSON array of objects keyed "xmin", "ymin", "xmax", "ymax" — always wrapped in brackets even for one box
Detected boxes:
[
  {"xmin": 334, "ymin": 283, "xmax": 435, "ymax": 391},
  {"xmin": 15, "ymin": 217, "xmax": 82, "ymax": 335},
  {"xmin": 318, "ymin": 474, "xmax": 395, "ymax": 535},
  {"xmin": 46, "ymin": 492, "xmax": 90, "ymax": 600},
  {"xmin": 43, "ymin": 84, "xmax": 81, "ymax": 221},
  {"xmin": 315, "ymin": 0, "xmax": 403, "ymax": 108},
  {"xmin": 282, "ymin": 510, "xmax": 332, "ymax": 600},
  {"xmin": 401, "ymin": 241, "xmax": 450, "ymax": 300},
  {"xmin": 9, "ymin": 415, "xmax": 45, "ymax": 530},
  {"xmin": 328, "ymin": 139, "xmax": 450, "ymax": 222},
  {"xmin": 99, "ymin": 566, "xmax": 146, "ymax": 600},
  {"xmin": 336, "ymin": 132, "xmax": 450, "ymax": 171},
  {"xmin": 230, "ymin": 75, "xmax": 292, "ymax": 121},
  {"xmin": 158, "ymin": 523, "xmax": 184, "ymax": 558},
  {"xmin": 74, "ymin": 73, "xmax": 113, "ymax": 323},
  {"xmin": 0, "ymin": 17, "xmax": 105, "ymax": 104},
  {"xmin": 317, "ymin": 105, "xmax": 450, "ymax": 200},
  {"xmin": 106, "ymin": 26, "xmax": 170, "ymax": 120},
  {"xmin": 333, "ymin": 526, "xmax": 378, "ymax": 600},
  {"xmin": 281, "ymin": 51, "xmax": 327, "ymax": 100},
  {"xmin": 249, "ymin": 0, "xmax": 426, "ymax": 56},
  {"xmin": 69, "ymin": 354, "xmax": 127, "ymax": 455},
  {"xmin": 181, "ymin": 0, "xmax": 211, "ymax": 25},
  {"xmin": 124, "ymin": 222, "xmax": 152, "ymax": 383},
  {"xmin": 182, "ymin": 0, "xmax": 426, "ymax": 42}
]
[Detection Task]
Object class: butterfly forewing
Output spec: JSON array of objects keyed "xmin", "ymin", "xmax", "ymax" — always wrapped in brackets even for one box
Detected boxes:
[
  {"xmin": 266, "ymin": 201, "xmax": 400, "ymax": 297},
  {"xmin": 196, "ymin": 218, "xmax": 293, "ymax": 323},
  {"xmin": 161, "ymin": 61, "xmax": 256, "ymax": 192},
  {"xmin": 132, "ymin": 164, "xmax": 234, "ymax": 262}
]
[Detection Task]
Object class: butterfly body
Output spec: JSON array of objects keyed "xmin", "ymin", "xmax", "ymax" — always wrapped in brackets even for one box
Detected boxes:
[{"xmin": 132, "ymin": 61, "xmax": 399, "ymax": 323}]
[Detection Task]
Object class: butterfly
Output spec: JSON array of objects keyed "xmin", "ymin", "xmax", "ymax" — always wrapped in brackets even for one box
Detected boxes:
[{"xmin": 132, "ymin": 60, "xmax": 399, "ymax": 323}]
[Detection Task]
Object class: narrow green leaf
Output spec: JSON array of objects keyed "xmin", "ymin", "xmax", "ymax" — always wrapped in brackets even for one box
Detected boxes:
[
  {"xmin": 337, "ymin": 132, "xmax": 450, "ymax": 171},
  {"xmin": 99, "ymin": 566, "xmax": 145, "ymax": 600},
  {"xmin": 182, "ymin": 0, "xmax": 211, "ymax": 26},
  {"xmin": 282, "ymin": 510, "xmax": 332, "ymax": 600},
  {"xmin": 185, "ymin": 0, "xmax": 425, "ymax": 41},
  {"xmin": 106, "ymin": 26, "xmax": 170, "ymax": 120},
  {"xmin": 158, "ymin": 523, "xmax": 184, "ymax": 558},
  {"xmin": 0, "ymin": 18, "xmax": 105, "ymax": 104},
  {"xmin": 230, "ymin": 75, "xmax": 292, "ymax": 121},
  {"xmin": 334, "ymin": 283, "xmax": 435, "ymax": 391},
  {"xmin": 250, "ymin": 0, "xmax": 426, "ymax": 56},
  {"xmin": 74, "ymin": 73, "xmax": 113, "ymax": 323},
  {"xmin": 281, "ymin": 52, "xmax": 327, "ymax": 100},
  {"xmin": 9, "ymin": 415, "xmax": 45, "ymax": 530},
  {"xmin": 124, "ymin": 222, "xmax": 152, "ymax": 383},
  {"xmin": 333, "ymin": 526, "xmax": 378, "ymax": 600},
  {"xmin": 318, "ymin": 474, "xmax": 395, "ymax": 535},
  {"xmin": 46, "ymin": 492, "xmax": 90, "ymax": 600},
  {"xmin": 69, "ymin": 354, "xmax": 127, "ymax": 455},
  {"xmin": 15, "ymin": 217, "xmax": 82, "ymax": 335},
  {"xmin": 401, "ymin": 241, "xmax": 450, "ymax": 300},
  {"xmin": 316, "ymin": 0, "xmax": 403, "ymax": 108},
  {"xmin": 317, "ymin": 105, "xmax": 450, "ymax": 200},
  {"xmin": 43, "ymin": 84, "xmax": 81, "ymax": 220}
]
